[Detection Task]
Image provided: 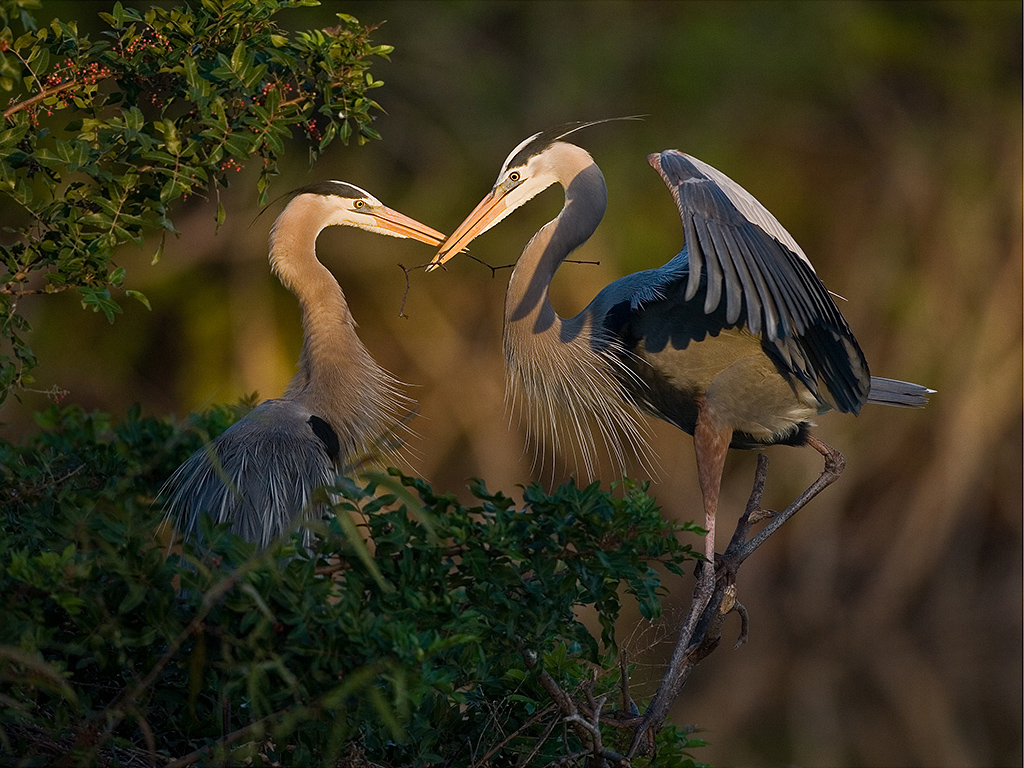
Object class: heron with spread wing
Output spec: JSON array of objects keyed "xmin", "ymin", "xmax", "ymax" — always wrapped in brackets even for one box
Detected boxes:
[
  {"xmin": 427, "ymin": 121, "xmax": 930, "ymax": 594},
  {"xmin": 164, "ymin": 182, "xmax": 444, "ymax": 549}
]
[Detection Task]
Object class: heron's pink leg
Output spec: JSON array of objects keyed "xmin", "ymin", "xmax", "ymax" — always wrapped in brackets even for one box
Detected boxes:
[{"xmin": 693, "ymin": 402, "xmax": 732, "ymax": 597}]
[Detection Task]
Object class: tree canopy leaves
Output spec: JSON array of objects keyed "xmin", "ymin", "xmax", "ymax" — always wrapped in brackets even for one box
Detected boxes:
[{"xmin": 0, "ymin": 0, "xmax": 392, "ymax": 403}]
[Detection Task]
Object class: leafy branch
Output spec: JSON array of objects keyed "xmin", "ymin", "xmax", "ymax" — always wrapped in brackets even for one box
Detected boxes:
[{"xmin": 0, "ymin": 0, "xmax": 393, "ymax": 403}]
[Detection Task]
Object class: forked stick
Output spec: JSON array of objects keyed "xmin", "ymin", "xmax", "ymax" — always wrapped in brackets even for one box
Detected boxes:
[{"xmin": 625, "ymin": 440, "xmax": 846, "ymax": 758}]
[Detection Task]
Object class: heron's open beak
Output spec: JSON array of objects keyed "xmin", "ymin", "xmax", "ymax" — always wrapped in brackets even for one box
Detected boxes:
[
  {"xmin": 425, "ymin": 187, "xmax": 509, "ymax": 272},
  {"xmin": 372, "ymin": 206, "xmax": 447, "ymax": 246}
]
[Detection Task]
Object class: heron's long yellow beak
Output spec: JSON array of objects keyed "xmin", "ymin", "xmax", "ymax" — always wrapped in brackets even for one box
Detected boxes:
[
  {"xmin": 373, "ymin": 206, "xmax": 447, "ymax": 246},
  {"xmin": 425, "ymin": 187, "xmax": 509, "ymax": 272}
]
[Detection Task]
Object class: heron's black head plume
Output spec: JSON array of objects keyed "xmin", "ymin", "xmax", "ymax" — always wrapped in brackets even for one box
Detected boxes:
[
  {"xmin": 289, "ymin": 180, "xmax": 371, "ymax": 200},
  {"xmin": 504, "ymin": 116, "xmax": 645, "ymax": 170},
  {"xmin": 252, "ymin": 180, "xmax": 373, "ymax": 227}
]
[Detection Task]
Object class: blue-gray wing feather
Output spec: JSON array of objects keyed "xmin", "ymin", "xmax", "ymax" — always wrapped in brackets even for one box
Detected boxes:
[
  {"xmin": 162, "ymin": 399, "xmax": 335, "ymax": 549},
  {"xmin": 646, "ymin": 150, "xmax": 871, "ymax": 413}
]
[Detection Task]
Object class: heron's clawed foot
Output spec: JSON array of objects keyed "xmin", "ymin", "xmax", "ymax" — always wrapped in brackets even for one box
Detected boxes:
[
  {"xmin": 748, "ymin": 507, "xmax": 777, "ymax": 524},
  {"xmin": 730, "ymin": 596, "xmax": 750, "ymax": 649},
  {"xmin": 807, "ymin": 433, "xmax": 846, "ymax": 479},
  {"xmin": 716, "ymin": 583, "xmax": 749, "ymax": 648},
  {"xmin": 719, "ymin": 583, "xmax": 737, "ymax": 614}
]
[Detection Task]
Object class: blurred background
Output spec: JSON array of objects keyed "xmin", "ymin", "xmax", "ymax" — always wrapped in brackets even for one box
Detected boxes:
[{"xmin": 2, "ymin": 2, "xmax": 1021, "ymax": 766}]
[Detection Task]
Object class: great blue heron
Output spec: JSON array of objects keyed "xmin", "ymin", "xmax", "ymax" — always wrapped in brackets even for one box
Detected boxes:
[
  {"xmin": 164, "ymin": 181, "xmax": 444, "ymax": 549},
  {"xmin": 427, "ymin": 121, "xmax": 930, "ymax": 592}
]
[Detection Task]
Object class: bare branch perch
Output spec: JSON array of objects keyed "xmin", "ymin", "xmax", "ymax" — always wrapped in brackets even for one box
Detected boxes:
[{"xmin": 520, "ymin": 446, "xmax": 846, "ymax": 762}]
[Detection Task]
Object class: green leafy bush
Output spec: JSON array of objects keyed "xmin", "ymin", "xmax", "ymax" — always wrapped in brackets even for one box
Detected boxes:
[
  {"xmin": 0, "ymin": 405, "xmax": 708, "ymax": 766},
  {"xmin": 0, "ymin": 0, "xmax": 392, "ymax": 402}
]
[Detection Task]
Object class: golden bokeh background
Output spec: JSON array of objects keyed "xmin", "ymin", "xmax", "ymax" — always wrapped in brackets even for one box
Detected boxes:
[{"xmin": 2, "ymin": 2, "xmax": 1021, "ymax": 766}]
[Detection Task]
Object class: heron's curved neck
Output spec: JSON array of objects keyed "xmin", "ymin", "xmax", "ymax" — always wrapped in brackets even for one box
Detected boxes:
[
  {"xmin": 271, "ymin": 204, "xmax": 358, "ymax": 344},
  {"xmin": 268, "ymin": 204, "xmax": 376, "ymax": 415},
  {"xmin": 500, "ymin": 153, "xmax": 651, "ymax": 475},
  {"xmin": 505, "ymin": 156, "xmax": 607, "ymax": 337}
]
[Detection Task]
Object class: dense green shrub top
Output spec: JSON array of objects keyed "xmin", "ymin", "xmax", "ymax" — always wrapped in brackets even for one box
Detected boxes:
[{"xmin": 1, "ymin": 405, "xmax": 707, "ymax": 766}]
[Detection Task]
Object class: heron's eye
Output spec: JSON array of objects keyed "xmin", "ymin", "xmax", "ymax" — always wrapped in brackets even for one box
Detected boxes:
[
  {"xmin": 353, "ymin": 199, "xmax": 365, "ymax": 209},
  {"xmin": 508, "ymin": 171, "xmax": 521, "ymax": 183}
]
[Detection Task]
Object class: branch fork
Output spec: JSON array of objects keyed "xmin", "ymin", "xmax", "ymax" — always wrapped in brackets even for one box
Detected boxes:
[{"xmin": 524, "ymin": 444, "xmax": 846, "ymax": 764}]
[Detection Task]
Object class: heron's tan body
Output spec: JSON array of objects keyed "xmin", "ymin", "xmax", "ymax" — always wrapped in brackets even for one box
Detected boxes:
[{"xmin": 628, "ymin": 327, "xmax": 820, "ymax": 445}]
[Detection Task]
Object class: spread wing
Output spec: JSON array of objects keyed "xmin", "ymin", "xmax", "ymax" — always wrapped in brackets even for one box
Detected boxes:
[{"xmin": 646, "ymin": 150, "xmax": 870, "ymax": 413}]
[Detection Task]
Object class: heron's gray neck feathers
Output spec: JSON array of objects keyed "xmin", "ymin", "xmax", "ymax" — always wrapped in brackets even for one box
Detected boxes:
[
  {"xmin": 502, "ymin": 149, "xmax": 653, "ymax": 476},
  {"xmin": 269, "ymin": 204, "xmax": 408, "ymax": 464},
  {"xmin": 506, "ymin": 150, "xmax": 606, "ymax": 327}
]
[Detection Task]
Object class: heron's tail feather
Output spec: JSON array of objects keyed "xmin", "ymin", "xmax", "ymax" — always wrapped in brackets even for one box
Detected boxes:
[{"xmin": 867, "ymin": 376, "xmax": 934, "ymax": 408}]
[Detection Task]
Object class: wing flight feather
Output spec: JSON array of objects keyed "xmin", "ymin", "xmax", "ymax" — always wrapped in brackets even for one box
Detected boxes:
[{"xmin": 647, "ymin": 149, "xmax": 870, "ymax": 412}]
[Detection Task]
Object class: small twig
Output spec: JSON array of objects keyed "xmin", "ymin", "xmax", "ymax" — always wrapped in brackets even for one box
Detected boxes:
[
  {"xmin": 316, "ymin": 540, "xmax": 466, "ymax": 579},
  {"xmin": 435, "ymin": 251, "xmax": 601, "ymax": 279},
  {"xmin": 1, "ymin": 282, "xmax": 74, "ymax": 297},
  {"xmin": 551, "ymin": 749, "xmax": 589, "ymax": 767},
  {"xmin": 24, "ymin": 384, "xmax": 70, "ymax": 403},
  {"xmin": 516, "ymin": 709, "xmax": 561, "ymax": 767},
  {"xmin": 522, "ymin": 651, "xmax": 630, "ymax": 767},
  {"xmin": 4, "ymin": 79, "xmax": 79, "ymax": 120},
  {"xmin": 465, "ymin": 252, "xmax": 514, "ymax": 277},
  {"xmin": 618, "ymin": 649, "xmax": 638, "ymax": 716},
  {"xmin": 396, "ymin": 263, "xmax": 413, "ymax": 318},
  {"xmin": 583, "ymin": 668, "xmax": 599, "ymax": 714},
  {"xmin": 732, "ymin": 599, "xmax": 750, "ymax": 649},
  {"xmin": 565, "ymin": 712, "xmax": 601, "ymax": 739},
  {"xmin": 314, "ymin": 560, "xmax": 349, "ymax": 576},
  {"xmin": 472, "ymin": 703, "xmax": 556, "ymax": 768},
  {"xmin": 523, "ymin": 650, "xmax": 578, "ymax": 719},
  {"xmin": 163, "ymin": 709, "xmax": 288, "ymax": 768}
]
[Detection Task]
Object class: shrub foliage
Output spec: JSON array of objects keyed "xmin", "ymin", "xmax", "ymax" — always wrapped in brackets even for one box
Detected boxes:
[
  {"xmin": 0, "ymin": 405, "xmax": 708, "ymax": 766},
  {"xmin": 0, "ymin": 0, "xmax": 392, "ymax": 403}
]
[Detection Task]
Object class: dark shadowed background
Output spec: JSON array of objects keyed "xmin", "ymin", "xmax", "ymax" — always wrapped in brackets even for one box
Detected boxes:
[{"xmin": 2, "ymin": 2, "xmax": 1021, "ymax": 766}]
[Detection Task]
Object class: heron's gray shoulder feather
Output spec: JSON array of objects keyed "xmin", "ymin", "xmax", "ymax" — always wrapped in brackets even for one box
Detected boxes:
[{"xmin": 163, "ymin": 399, "xmax": 336, "ymax": 549}]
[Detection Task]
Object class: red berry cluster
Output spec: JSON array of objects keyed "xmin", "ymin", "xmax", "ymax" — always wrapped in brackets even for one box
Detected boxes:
[
  {"xmin": 219, "ymin": 158, "xmax": 242, "ymax": 172},
  {"xmin": 116, "ymin": 28, "xmax": 172, "ymax": 58},
  {"xmin": 42, "ymin": 59, "xmax": 111, "ymax": 93},
  {"xmin": 257, "ymin": 79, "xmax": 294, "ymax": 107},
  {"xmin": 18, "ymin": 59, "xmax": 114, "ymax": 124}
]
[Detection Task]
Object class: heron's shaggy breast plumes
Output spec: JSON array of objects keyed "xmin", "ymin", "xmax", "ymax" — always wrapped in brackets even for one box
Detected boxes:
[{"xmin": 503, "ymin": 313, "xmax": 654, "ymax": 479}]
